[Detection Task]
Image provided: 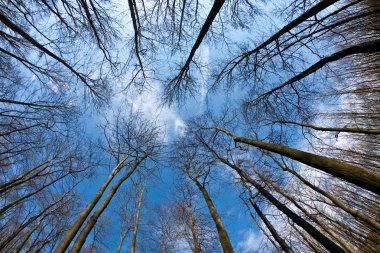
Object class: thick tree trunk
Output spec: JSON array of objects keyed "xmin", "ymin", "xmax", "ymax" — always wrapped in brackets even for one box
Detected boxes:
[
  {"xmin": 216, "ymin": 127, "xmax": 380, "ymax": 195},
  {"xmin": 191, "ymin": 177, "xmax": 234, "ymax": 253}
]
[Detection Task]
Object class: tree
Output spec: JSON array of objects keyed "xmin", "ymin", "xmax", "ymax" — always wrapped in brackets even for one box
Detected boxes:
[
  {"xmin": 173, "ymin": 145, "xmax": 234, "ymax": 252},
  {"xmin": 180, "ymin": 110, "xmax": 379, "ymax": 252},
  {"xmin": 1, "ymin": 0, "xmax": 379, "ymax": 252},
  {"xmin": 55, "ymin": 111, "xmax": 161, "ymax": 252}
]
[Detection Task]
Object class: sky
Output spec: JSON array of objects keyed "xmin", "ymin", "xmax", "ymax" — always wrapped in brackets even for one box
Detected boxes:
[
  {"xmin": 2, "ymin": 0, "xmax": 376, "ymax": 252},
  {"xmin": 78, "ymin": 68, "xmax": 262, "ymax": 251},
  {"xmin": 7, "ymin": 0, "xmax": 327, "ymax": 251},
  {"xmin": 71, "ymin": 1, "xmax": 288, "ymax": 251}
]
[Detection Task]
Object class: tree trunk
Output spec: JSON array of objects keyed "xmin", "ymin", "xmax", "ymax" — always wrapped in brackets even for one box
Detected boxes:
[
  {"xmin": 54, "ymin": 156, "xmax": 128, "ymax": 253},
  {"xmin": 0, "ymin": 171, "xmax": 70, "ymax": 216},
  {"xmin": 248, "ymin": 197, "xmax": 294, "ymax": 253},
  {"xmin": 242, "ymin": 197, "xmax": 282, "ymax": 252},
  {"xmin": 258, "ymin": 173, "xmax": 356, "ymax": 253},
  {"xmin": 0, "ymin": 196, "xmax": 64, "ymax": 250},
  {"xmin": 191, "ymin": 177, "xmax": 234, "ymax": 253},
  {"xmin": 69, "ymin": 156, "xmax": 145, "ymax": 253},
  {"xmin": 275, "ymin": 120, "xmax": 380, "ymax": 135},
  {"xmin": 206, "ymin": 146, "xmax": 346, "ymax": 253},
  {"xmin": 217, "ymin": 127, "xmax": 380, "ymax": 195},
  {"xmin": 115, "ymin": 226, "xmax": 132, "ymax": 253},
  {"xmin": 14, "ymin": 214, "xmax": 47, "ymax": 252},
  {"xmin": 268, "ymin": 153, "xmax": 380, "ymax": 230},
  {"xmin": 187, "ymin": 205, "xmax": 201, "ymax": 253},
  {"xmin": 131, "ymin": 188, "xmax": 144, "ymax": 253}
]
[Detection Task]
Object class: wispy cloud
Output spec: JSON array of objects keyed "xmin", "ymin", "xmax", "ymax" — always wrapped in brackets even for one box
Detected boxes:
[
  {"xmin": 236, "ymin": 229, "xmax": 264, "ymax": 253},
  {"xmin": 110, "ymin": 81, "xmax": 186, "ymax": 141}
]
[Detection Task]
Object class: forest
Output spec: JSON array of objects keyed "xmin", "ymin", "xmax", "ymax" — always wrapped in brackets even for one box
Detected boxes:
[{"xmin": 0, "ymin": 0, "xmax": 379, "ymax": 252}]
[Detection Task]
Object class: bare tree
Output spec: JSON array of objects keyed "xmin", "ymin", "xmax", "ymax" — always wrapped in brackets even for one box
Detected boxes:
[
  {"xmin": 55, "ymin": 111, "xmax": 161, "ymax": 252},
  {"xmin": 172, "ymin": 136, "xmax": 234, "ymax": 253}
]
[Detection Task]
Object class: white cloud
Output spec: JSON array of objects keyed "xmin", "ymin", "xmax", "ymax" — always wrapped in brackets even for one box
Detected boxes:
[
  {"xmin": 236, "ymin": 229, "xmax": 264, "ymax": 253},
  {"xmin": 110, "ymin": 81, "xmax": 186, "ymax": 141}
]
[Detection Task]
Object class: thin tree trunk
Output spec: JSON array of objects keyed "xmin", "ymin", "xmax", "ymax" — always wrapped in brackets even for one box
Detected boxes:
[
  {"xmin": 0, "ymin": 10, "xmax": 98, "ymax": 95},
  {"xmin": 268, "ymin": 153, "xmax": 380, "ymax": 230},
  {"xmin": 220, "ymin": 0, "xmax": 340, "ymax": 75},
  {"xmin": 35, "ymin": 221, "xmax": 60, "ymax": 252},
  {"xmin": 127, "ymin": 0, "xmax": 145, "ymax": 75},
  {"xmin": 216, "ymin": 127, "xmax": 380, "ymax": 195},
  {"xmin": 275, "ymin": 120, "xmax": 380, "ymax": 135},
  {"xmin": 14, "ymin": 214, "xmax": 47, "ymax": 252},
  {"xmin": 248, "ymin": 197, "xmax": 294, "ymax": 253},
  {"xmin": 15, "ymin": 222, "xmax": 41, "ymax": 251},
  {"xmin": 69, "ymin": 156, "xmax": 146, "ymax": 253},
  {"xmin": 258, "ymin": 173, "xmax": 356, "ymax": 253},
  {"xmin": 0, "ymin": 171, "xmax": 71, "ymax": 216},
  {"xmin": 260, "ymin": 39, "xmax": 380, "ymax": 98},
  {"xmin": 0, "ymin": 196, "xmax": 64, "ymax": 250},
  {"xmin": 169, "ymin": 0, "xmax": 226, "ymax": 94},
  {"xmin": 0, "ymin": 160, "xmax": 51, "ymax": 194},
  {"xmin": 241, "ymin": 197, "xmax": 282, "ymax": 253},
  {"xmin": 54, "ymin": 155, "xmax": 129, "ymax": 253},
  {"xmin": 115, "ymin": 226, "xmax": 132, "ymax": 253},
  {"xmin": 187, "ymin": 205, "xmax": 201, "ymax": 253},
  {"xmin": 294, "ymin": 226, "xmax": 323, "ymax": 253},
  {"xmin": 131, "ymin": 188, "xmax": 144, "ymax": 253}
]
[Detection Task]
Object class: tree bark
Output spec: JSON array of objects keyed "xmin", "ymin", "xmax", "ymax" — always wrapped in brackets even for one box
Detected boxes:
[
  {"xmin": 249, "ymin": 197, "xmax": 294, "ymax": 253},
  {"xmin": 258, "ymin": 173, "xmax": 356, "ymax": 253},
  {"xmin": 268, "ymin": 153, "xmax": 380, "ymax": 230},
  {"xmin": 216, "ymin": 127, "xmax": 380, "ymax": 195},
  {"xmin": 220, "ymin": 0, "xmax": 340, "ymax": 76},
  {"xmin": 190, "ymin": 177, "xmax": 234, "ymax": 253},
  {"xmin": 205, "ymin": 145, "xmax": 346, "ymax": 253},
  {"xmin": 275, "ymin": 120, "xmax": 380, "ymax": 135},
  {"xmin": 115, "ymin": 226, "xmax": 132, "ymax": 253},
  {"xmin": 187, "ymin": 204, "xmax": 201, "ymax": 253},
  {"xmin": 69, "ymin": 156, "xmax": 146, "ymax": 253},
  {"xmin": 168, "ymin": 0, "xmax": 226, "ymax": 96},
  {"xmin": 0, "ymin": 196, "xmax": 65, "ymax": 250},
  {"xmin": 0, "ymin": 171, "xmax": 71, "ymax": 216},
  {"xmin": 54, "ymin": 156, "xmax": 128, "ymax": 253},
  {"xmin": 259, "ymin": 39, "xmax": 380, "ymax": 98},
  {"xmin": 131, "ymin": 188, "xmax": 144, "ymax": 253},
  {"xmin": 0, "ymin": 11, "xmax": 98, "ymax": 95}
]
